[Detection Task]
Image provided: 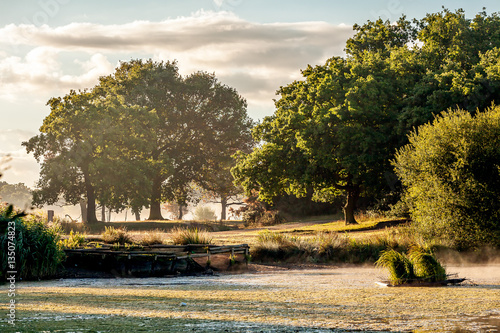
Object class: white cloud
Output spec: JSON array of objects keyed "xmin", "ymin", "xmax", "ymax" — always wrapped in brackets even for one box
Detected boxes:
[
  {"xmin": 0, "ymin": 11, "xmax": 353, "ymax": 111},
  {"xmin": 0, "ymin": 10, "xmax": 355, "ymax": 187}
]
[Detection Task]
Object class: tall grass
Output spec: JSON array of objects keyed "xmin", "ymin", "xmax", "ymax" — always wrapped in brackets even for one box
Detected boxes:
[
  {"xmin": 376, "ymin": 247, "xmax": 446, "ymax": 285},
  {"xmin": 170, "ymin": 227, "xmax": 213, "ymax": 245},
  {"xmin": 0, "ymin": 206, "xmax": 64, "ymax": 280},
  {"xmin": 252, "ymin": 230, "xmax": 389, "ymax": 263},
  {"xmin": 375, "ymin": 249, "xmax": 415, "ymax": 285},
  {"xmin": 408, "ymin": 246, "xmax": 447, "ymax": 282},
  {"xmin": 252, "ymin": 226, "xmax": 419, "ymax": 264},
  {"xmin": 140, "ymin": 229, "xmax": 165, "ymax": 246},
  {"xmin": 102, "ymin": 226, "xmax": 132, "ymax": 244}
]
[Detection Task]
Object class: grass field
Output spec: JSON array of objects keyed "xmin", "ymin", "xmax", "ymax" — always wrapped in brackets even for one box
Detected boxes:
[{"xmin": 58, "ymin": 214, "xmax": 408, "ymax": 246}]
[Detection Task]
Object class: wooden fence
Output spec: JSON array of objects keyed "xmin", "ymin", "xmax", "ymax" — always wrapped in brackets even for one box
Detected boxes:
[{"xmin": 64, "ymin": 244, "xmax": 250, "ymax": 261}]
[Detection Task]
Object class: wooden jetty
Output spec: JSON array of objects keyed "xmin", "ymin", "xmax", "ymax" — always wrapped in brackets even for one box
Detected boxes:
[{"xmin": 62, "ymin": 244, "xmax": 250, "ymax": 277}]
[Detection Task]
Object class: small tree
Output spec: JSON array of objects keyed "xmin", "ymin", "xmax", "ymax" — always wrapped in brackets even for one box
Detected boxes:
[{"xmin": 393, "ymin": 106, "xmax": 500, "ymax": 249}]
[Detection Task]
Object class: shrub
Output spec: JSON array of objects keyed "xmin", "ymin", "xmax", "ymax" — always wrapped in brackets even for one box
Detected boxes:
[
  {"xmin": 102, "ymin": 226, "xmax": 132, "ymax": 244},
  {"xmin": 394, "ymin": 106, "xmax": 500, "ymax": 249},
  {"xmin": 59, "ymin": 230, "xmax": 86, "ymax": 249},
  {"xmin": 193, "ymin": 206, "xmax": 217, "ymax": 221},
  {"xmin": 170, "ymin": 227, "xmax": 212, "ymax": 245},
  {"xmin": 0, "ymin": 205, "xmax": 64, "ymax": 280},
  {"xmin": 231, "ymin": 195, "xmax": 285, "ymax": 227}
]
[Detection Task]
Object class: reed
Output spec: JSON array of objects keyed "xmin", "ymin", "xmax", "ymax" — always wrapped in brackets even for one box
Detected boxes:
[{"xmin": 170, "ymin": 227, "xmax": 213, "ymax": 245}]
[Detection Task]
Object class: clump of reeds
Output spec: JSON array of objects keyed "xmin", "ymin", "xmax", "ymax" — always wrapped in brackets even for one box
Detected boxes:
[
  {"xmin": 408, "ymin": 246, "xmax": 447, "ymax": 282},
  {"xmin": 102, "ymin": 226, "xmax": 132, "ymax": 244},
  {"xmin": 140, "ymin": 229, "xmax": 165, "ymax": 246},
  {"xmin": 375, "ymin": 249, "xmax": 415, "ymax": 285},
  {"xmin": 170, "ymin": 227, "xmax": 212, "ymax": 245},
  {"xmin": 376, "ymin": 247, "xmax": 446, "ymax": 285}
]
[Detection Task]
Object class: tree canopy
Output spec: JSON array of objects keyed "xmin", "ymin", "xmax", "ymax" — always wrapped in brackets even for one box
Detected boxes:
[
  {"xmin": 232, "ymin": 9, "xmax": 500, "ymax": 225},
  {"xmin": 25, "ymin": 59, "xmax": 254, "ymax": 222}
]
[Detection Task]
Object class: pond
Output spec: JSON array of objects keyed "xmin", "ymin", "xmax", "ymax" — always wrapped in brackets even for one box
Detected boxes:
[{"xmin": 1, "ymin": 265, "xmax": 499, "ymax": 332}]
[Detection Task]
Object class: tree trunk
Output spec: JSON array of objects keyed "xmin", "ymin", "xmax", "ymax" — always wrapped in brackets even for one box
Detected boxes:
[
  {"xmin": 178, "ymin": 204, "xmax": 184, "ymax": 220},
  {"xmin": 84, "ymin": 176, "xmax": 98, "ymax": 224},
  {"xmin": 344, "ymin": 185, "xmax": 360, "ymax": 225},
  {"xmin": 79, "ymin": 199, "xmax": 87, "ymax": 223},
  {"xmin": 135, "ymin": 211, "xmax": 141, "ymax": 221},
  {"xmin": 101, "ymin": 205, "xmax": 106, "ymax": 222},
  {"xmin": 220, "ymin": 197, "xmax": 227, "ymax": 221},
  {"xmin": 148, "ymin": 176, "xmax": 164, "ymax": 220}
]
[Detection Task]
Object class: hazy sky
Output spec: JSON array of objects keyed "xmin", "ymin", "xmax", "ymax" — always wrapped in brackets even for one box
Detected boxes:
[{"xmin": 1, "ymin": 0, "xmax": 499, "ymax": 187}]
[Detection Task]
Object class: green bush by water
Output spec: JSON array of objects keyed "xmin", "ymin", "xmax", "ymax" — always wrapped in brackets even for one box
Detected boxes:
[{"xmin": 0, "ymin": 205, "xmax": 64, "ymax": 280}]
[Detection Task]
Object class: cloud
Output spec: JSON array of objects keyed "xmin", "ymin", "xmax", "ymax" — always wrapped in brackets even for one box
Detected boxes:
[{"xmin": 0, "ymin": 10, "xmax": 353, "ymax": 117}]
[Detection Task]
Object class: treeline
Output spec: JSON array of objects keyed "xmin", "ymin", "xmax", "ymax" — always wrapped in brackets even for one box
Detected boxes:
[
  {"xmin": 24, "ymin": 60, "xmax": 255, "ymax": 223},
  {"xmin": 232, "ymin": 9, "xmax": 500, "ymax": 248},
  {"xmin": 23, "ymin": 9, "xmax": 500, "ymax": 248},
  {"xmin": 0, "ymin": 182, "xmax": 32, "ymax": 209}
]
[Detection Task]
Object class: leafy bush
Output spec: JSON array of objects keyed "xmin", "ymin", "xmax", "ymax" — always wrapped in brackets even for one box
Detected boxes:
[
  {"xmin": 170, "ymin": 227, "xmax": 212, "ymax": 245},
  {"xmin": 394, "ymin": 107, "xmax": 500, "ymax": 249},
  {"xmin": 0, "ymin": 205, "xmax": 64, "ymax": 280},
  {"xmin": 59, "ymin": 230, "xmax": 86, "ymax": 249},
  {"xmin": 102, "ymin": 226, "xmax": 132, "ymax": 244},
  {"xmin": 193, "ymin": 206, "xmax": 217, "ymax": 221}
]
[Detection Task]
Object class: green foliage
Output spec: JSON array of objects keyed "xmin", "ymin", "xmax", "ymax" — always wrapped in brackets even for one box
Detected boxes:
[
  {"xmin": 102, "ymin": 226, "xmax": 132, "ymax": 244},
  {"xmin": 233, "ymin": 9, "xmax": 500, "ymax": 226},
  {"xmin": 394, "ymin": 106, "xmax": 500, "ymax": 249},
  {"xmin": 0, "ymin": 206, "xmax": 64, "ymax": 280},
  {"xmin": 170, "ymin": 227, "xmax": 212, "ymax": 245},
  {"xmin": 58, "ymin": 230, "xmax": 86, "ymax": 249},
  {"xmin": 24, "ymin": 59, "xmax": 254, "ymax": 222},
  {"xmin": 193, "ymin": 206, "xmax": 217, "ymax": 221}
]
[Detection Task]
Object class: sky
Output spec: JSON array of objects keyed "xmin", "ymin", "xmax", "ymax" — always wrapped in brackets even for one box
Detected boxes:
[{"xmin": 1, "ymin": 0, "xmax": 499, "ymax": 188}]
